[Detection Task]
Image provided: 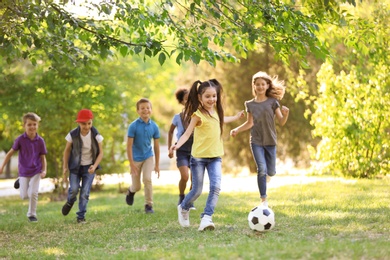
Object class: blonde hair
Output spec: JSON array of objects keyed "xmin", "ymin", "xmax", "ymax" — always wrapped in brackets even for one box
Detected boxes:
[
  {"xmin": 252, "ymin": 71, "xmax": 286, "ymax": 100},
  {"xmin": 22, "ymin": 112, "xmax": 41, "ymax": 125}
]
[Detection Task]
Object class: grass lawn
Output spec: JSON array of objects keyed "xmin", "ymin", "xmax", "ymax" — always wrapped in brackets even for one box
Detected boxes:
[{"xmin": 0, "ymin": 176, "xmax": 389, "ymax": 259}]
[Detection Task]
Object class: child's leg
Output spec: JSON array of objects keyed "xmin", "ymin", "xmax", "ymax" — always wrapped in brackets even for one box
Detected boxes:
[
  {"xmin": 19, "ymin": 176, "xmax": 29, "ymax": 200},
  {"xmin": 250, "ymin": 143, "xmax": 268, "ymax": 201},
  {"xmin": 264, "ymin": 146, "xmax": 277, "ymax": 177},
  {"xmin": 130, "ymin": 161, "xmax": 143, "ymax": 193},
  {"xmin": 142, "ymin": 157, "xmax": 154, "ymax": 206},
  {"xmin": 27, "ymin": 174, "xmax": 41, "ymax": 217},
  {"xmin": 203, "ymin": 157, "xmax": 222, "ymax": 217},
  {"xmin": 181, "ymin": 157, "xmax": 205, "ymax": 210},
  {"xmin": 77, "ymin": 166, "xmax": 95, "ymax": 220}
]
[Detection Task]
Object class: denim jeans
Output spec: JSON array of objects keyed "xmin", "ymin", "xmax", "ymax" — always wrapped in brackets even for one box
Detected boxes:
[
  {"xmin": 250, "ymin": 143, "xmax": 276, "ymax": 199},
  {"xmin": 67, "ymin": 165, "xmax": 95, "ymax": 219},
  {"xmin": 181, "ymin": 157, "xmax": 222, "ymax": 218}
]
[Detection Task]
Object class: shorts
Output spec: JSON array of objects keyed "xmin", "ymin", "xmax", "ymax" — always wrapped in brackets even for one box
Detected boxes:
[{"xmin": 176, "ymin": 150, "xmax": 191, "ymax": 168}]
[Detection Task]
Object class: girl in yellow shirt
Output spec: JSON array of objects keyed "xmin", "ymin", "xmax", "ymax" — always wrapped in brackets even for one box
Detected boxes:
[{"xmin": 170, "ymin": 79, "xmax": 243, "ymax": 231}]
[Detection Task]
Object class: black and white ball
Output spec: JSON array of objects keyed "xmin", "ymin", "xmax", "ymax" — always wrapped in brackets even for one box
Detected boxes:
[{"xmin": 248, "ymin": 205, "xmax": 275, "ymax": 231}]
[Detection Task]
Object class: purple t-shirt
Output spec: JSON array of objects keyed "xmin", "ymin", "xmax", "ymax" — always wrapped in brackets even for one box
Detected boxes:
[{"xmin": 12, "ymin": 133, "xmax": 47, "ymax": 177}]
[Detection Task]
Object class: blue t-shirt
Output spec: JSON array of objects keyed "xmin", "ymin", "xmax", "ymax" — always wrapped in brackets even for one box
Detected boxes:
[
  {"xmin": 172, "ymin": 113, "xmax": 185, "ymax": 140},
  {"xmin": 127, "ymin": 117, "xmax": 160, "ymax": 162}
]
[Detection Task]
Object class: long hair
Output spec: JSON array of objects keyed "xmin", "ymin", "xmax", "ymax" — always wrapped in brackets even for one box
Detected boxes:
[
  {"xmin": 252, "ymin": 71, "xmax": 286, "ymax": 100},
  {"xmin": 183, "ymin": 79, "xmax": 224, "ymax": 136}
]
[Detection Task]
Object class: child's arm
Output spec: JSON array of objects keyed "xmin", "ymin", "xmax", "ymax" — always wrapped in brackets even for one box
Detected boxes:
[
  {"xmin": 63, "ymin": 142, "xmax": 72, "ymax": 179},
  {"xmin": 40, "ymin": 154, "xmax": 47, "ymax": 178},
  {"xmin": 167, "ymin": 123, "xmax": 176, "ymax": 159},
  {"xmin": 127, "ymin": 137, "xmax": 139, "ymax": 176},
  {"xmin": 0, "ymin": 148, "xmax": 15, "ymax": 175},
  {"xmin": 169, "ymin": 116, "xmax": 199, "ymax": 154},
  {"xmin": 89, "ymin": 141, "xmax": 103, "ymax": 174},
  {"xmin": 153, "ymin": 138, "xmax": 160, "ymax": 178},
  {"xmin": 275, "ymin": 106, "xmax": 289, "ymax": 126},
  {"xmin": 224, "ymin": 110, "xmax": 245, "ymax": 123},
  {"xmin": 230, "ymin": 112, "xmax": 254, "ymax": 137}
]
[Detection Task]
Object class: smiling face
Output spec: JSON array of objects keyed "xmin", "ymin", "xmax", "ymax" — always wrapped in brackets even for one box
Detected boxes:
[
  {"xmin": 24, "ymin": 119, "xmax": 39, "ymax": 139},
  {"xmin": 198, "ymin": 86, "xmax": 217, "ymax": 112},
  {"xmin": 253, "ymin": 77, "xmax": 270, "ymax": 97},
  {"xmin": 78, "ymin": 119, "xmax": 93, "ymax": 136},
  {"xmin": 137, "ymin": 101, "xmax": 152, "ymax": 121}
]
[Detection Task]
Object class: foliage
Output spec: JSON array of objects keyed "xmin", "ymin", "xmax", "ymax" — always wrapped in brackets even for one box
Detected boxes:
[
  {"xmin": 0, "ymin": 0, "xmax": 355, "ymax": 67},
  {"xmin": 1, "ymin": 176, "xmax": 390, "ymax": 259},
  {"xmin": 0, "ymin": 56, "xmax": 180, "ymax": 181},
  {"xmin": 306, "ymin": 1, "xmax": 390, "ymax": 178}
]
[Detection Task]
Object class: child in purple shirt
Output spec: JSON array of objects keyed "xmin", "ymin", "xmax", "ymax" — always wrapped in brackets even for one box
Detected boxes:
[{"xmin": 0, "ymin": 112, "xmax": 47, "ymax": 222}]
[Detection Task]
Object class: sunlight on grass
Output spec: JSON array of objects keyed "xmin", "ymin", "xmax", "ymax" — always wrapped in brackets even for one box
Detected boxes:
[{"xmin": 43, "ymin": 248, "xmax": 65, "ymax": 257}]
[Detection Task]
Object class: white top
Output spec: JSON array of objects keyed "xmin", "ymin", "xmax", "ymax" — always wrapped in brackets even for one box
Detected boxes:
[{"xmin": 65, "ymin": 132, "xmax": 104, "ymax": 165}]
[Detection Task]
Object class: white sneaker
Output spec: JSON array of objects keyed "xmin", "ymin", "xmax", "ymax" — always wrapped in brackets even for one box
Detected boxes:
[
  {"xmin": 177, "ymin": 205, "xmax": 190, "ymax": 227},
  {"xmin": 262, "ymin": 200, "xmax": 268, "ymax": 208},
  {"xmin": 266, "ymin": 175, "xmax": 272, "ymax": 183},
  {"xmin": 198, "ymin": 215, "xmax": 215, "ymax": 231}
]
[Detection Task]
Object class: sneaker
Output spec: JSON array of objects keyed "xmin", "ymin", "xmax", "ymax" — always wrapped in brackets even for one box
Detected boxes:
[
  {"xmin": 62, "ymin": 202, "xmax": 74, "ymax": 216},
  {"xmin": 126, "ymin": 190, "xmax": 135, "ymax": 206},
  {"xmin": 198, "ymin": 215, "xmax": 215, "ymax": 231},
  {"xmin": 145, "ymin": 204, "xmax": 154, "ymax": 214},
  {"xmin": 178, "ymin": 194, "xmax": 185, "ymax": 205},
  {"xmin": 77, "ymin": 218, "xmax": 86, "ymax": 224},
  {"xmin": 189, "ymin": 203, "xmax": 196, "ymax": 211},
  {"xmin": 28, "ymin": 216, "xmax": 38, "ymax": 222},
  {"xmin": 266, "ymin": 175, "xmax": 272, "ymax": 183},
  {"xmin": 177, "ymin": 205, "xmax": 190, "ymax": 227},
  {"xmin": 14, "ymin": 178, "xmax": 20, "ymax": 189},
  {"xmin": 261, "ymin": 200, "xmax": 268, "ymax": 208}
]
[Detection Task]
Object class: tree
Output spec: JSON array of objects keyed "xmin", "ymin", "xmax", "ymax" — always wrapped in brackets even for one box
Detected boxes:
[
  {"xmin": 0, "ymin": 0, "xmax": 356, "ymax": 67},
  {"xmin": 303, "ymin": 1, "xmax": 390, "ymax": 178}
]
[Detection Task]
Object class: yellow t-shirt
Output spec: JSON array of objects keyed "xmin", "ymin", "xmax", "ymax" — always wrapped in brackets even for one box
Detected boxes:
[{"xmin": 191, "ymin": 109, "xmax": 224, "ymax": 158}]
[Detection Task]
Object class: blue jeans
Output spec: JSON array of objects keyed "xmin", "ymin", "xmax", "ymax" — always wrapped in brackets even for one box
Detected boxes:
[
  {"xmin": 67, "ymin": 165, "xmax": 95, "ymax": 219},
  {"xmin": 250, "ymin": 144, "xmax": 276, "ymax": 199},
  {"xmin": 181, "ymin": 157, "xmax": 222, "ymax": 218}
]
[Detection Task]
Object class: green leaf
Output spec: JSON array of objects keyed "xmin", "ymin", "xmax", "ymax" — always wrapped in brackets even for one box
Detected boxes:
[{"xmin": 158, "ymin": 52, "xmax": 166, "ymax": 65}]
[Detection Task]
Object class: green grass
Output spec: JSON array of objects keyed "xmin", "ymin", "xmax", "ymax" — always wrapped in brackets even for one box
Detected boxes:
[{"xmin": 1, "ymin": 176, "xmax": 389, "ymax": 259}]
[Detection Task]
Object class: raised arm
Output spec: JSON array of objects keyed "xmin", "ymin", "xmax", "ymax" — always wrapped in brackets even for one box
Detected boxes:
[
  {"xmin": 224, "ymin": 110, "xmax": 245, "ymax": 123},
  {"xmin": 230, "ymin": 112, "xmax": 254, "ymax": 137},
  {"xmin": 275, "ymin": 106, "xmax": 289, "ymax": 126},
  {"xmin": 169, "ymin": 115, "xmax": 199, "ymax": 154}
]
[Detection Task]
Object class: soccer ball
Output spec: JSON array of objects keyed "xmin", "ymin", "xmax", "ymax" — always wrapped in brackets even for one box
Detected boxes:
[{"xmin": 248, "ymin": 205, "xmax": 275, "ymax": 231}]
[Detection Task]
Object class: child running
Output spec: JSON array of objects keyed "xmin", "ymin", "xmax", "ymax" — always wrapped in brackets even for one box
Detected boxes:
[
  {"xmin": 167, "ymin": 88, "xmax": 195, "ymax": 207},
  {"xmin": 62, "ymin": 109, "xmax": 104, "ymax": 223},
  {"xmin": 126, "ymin": 98, "xmax": 160, "ymax": 214},
  {"xmin": 0, "ymin": 112, "xmax": 47, "ymax": 222},
  {"xmin": 230, "ymin": 71, "xmax": 289, "ymax": 207},
  {"xmin": 169, "ymin": 79, "xmax": 244, "ymax": 231}
]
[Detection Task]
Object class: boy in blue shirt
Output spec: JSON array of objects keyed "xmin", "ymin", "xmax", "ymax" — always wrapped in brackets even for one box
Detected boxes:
[{"xmin": 126, "ymin": 98, "xmax": 160, "ymax": 214}]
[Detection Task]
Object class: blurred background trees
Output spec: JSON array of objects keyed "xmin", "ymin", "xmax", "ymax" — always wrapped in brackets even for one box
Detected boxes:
[{"xmin": 1, "ymin": 0, "xmax": 389, "ymax": 184}]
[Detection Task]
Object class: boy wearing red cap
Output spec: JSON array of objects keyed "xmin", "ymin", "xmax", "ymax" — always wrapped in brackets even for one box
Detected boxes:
[
  {"xmin": 126, "ymin": 98, "xmax": 160, "ymax": 213},
  {"xmin": 62, "ymin": 109, "xmax": 104, "ymax": 223},
  {"xmin": 0, "ymin": 112, "xmax": 47, "ymax": 222}
]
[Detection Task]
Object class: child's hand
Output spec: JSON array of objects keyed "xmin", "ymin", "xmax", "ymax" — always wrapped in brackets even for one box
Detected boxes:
[
  {"xmin": 230, "ymin": 128, "xmax": 238, "ymax": 137},
  {"xmin": 168, "ymin": 151, "xmax": 174, "ymax": 159},
  {"xmin": 169, "ymin": 145, "xmax": 177, "ymax": 154},
  {"xmin": 281, "ymin": 106, "xmax": 289, "ymax": 116},
  {"xmin": 154, "ymin": 166, "xmax": 160, "ymax": 179},
  {"xmin": 237, "ymin": 110, "xmax": 245, "ymax": 119},
  {"xmin": 88, "ymin": 165, "xmax": 96, "ymax": 174},
  {"xmin": 40, "ymin": 171, "xmax": 46, "ymax": 178}
]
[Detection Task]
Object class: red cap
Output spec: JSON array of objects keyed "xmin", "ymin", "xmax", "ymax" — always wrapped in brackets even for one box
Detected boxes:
[{"xmin": 75, "ymin": 109, "xmax": 94, "ymax": 122}]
